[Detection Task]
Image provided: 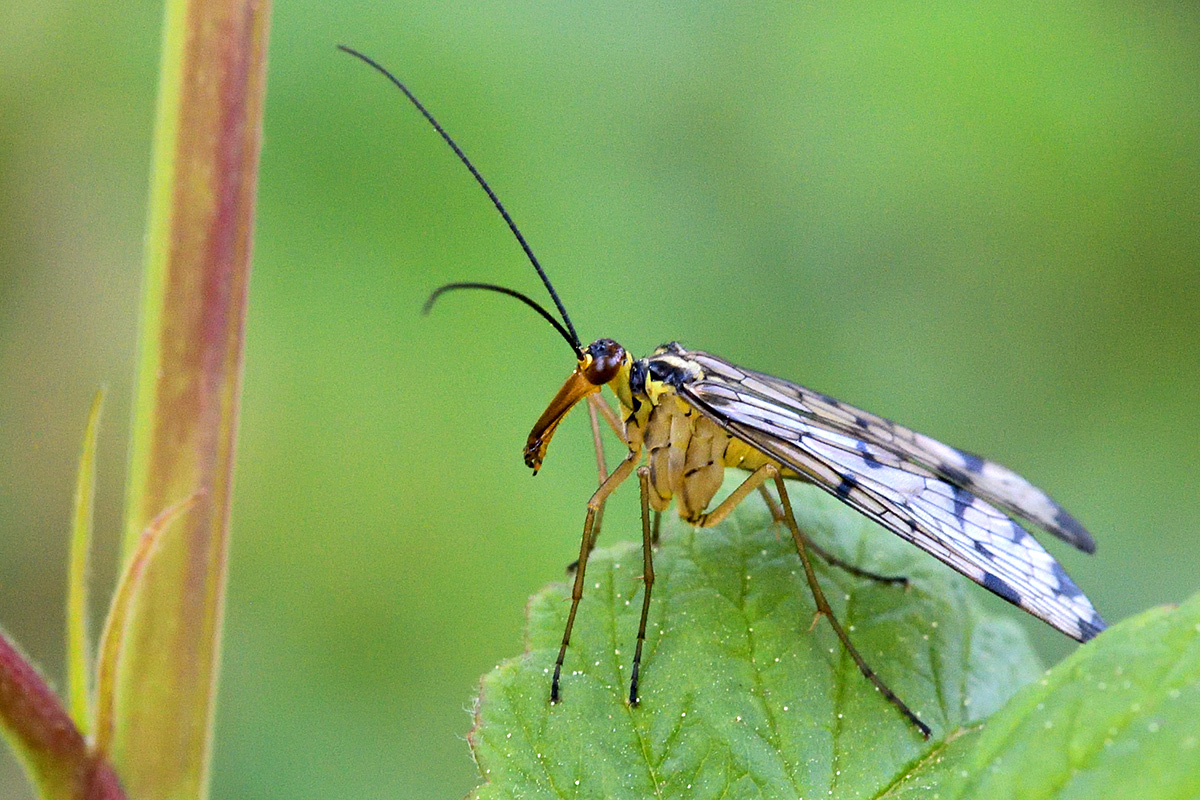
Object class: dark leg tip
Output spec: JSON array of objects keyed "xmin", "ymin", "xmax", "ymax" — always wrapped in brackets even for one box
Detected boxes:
[{"xmin": 849, "ymin": 567, "xmax": 909, "ymax": 586}]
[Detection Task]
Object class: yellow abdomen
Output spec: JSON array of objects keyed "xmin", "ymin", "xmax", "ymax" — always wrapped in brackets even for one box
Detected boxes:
[{"xmin": 627, "ymin": 393, "xmax": 783, "ymax": 522}]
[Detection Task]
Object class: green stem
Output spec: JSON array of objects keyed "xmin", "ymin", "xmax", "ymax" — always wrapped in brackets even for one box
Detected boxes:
[{"xmin": 113, "ymin": 0, "xmax": 270, "ymax": 796}]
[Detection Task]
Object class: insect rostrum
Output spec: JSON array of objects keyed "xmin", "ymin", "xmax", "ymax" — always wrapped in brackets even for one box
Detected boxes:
[{"xmin": 340, "ymin": 45, "xmax": 1105, "ymax": 741}]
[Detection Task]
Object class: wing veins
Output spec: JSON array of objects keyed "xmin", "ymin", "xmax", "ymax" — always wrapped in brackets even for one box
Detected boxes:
[
  {"xmin": 687, "ymin": 352, "xmax": 1095, "ymax": 553},
  {"xmin": 678, "ymin": 377, "xmax": 1104, "ymax": 642}
]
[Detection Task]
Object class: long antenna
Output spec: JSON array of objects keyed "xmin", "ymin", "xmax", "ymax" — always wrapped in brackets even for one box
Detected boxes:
[
  {"xmin": 338, "ymin": 45, "xmax": 583, "ymax": 353},
  {"xmin": 423, "ymin": 282, "xmax": 578, "ymax": 352}
]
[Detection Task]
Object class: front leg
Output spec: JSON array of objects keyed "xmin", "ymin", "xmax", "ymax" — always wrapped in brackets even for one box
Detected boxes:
[
  {"xmin": 551, "ymin": 450, "xmax": 639, "ymax": 704},
  {"xmin": 565, "ymin": 393, "xmax": 628, "ymax": 573}
]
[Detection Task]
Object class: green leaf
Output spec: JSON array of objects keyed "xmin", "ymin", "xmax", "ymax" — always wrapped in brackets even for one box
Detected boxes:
[
  {"xmin": 892, "ymin": 591, "xmax": 1200, "ymax": 800},
  {"xmin": 67, "ymin": 387, "xmax": 105, "ymax": 736},
  {"xmin": 94, "ymin": 492, "xmax": 201, "ymax": 759},
  {"xmin": 468, "ymin": 482, "xmax": 1046, "ymax": 799}
]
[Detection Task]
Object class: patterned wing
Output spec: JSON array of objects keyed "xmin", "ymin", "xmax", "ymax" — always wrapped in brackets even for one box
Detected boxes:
[
  {"xmin": 686, "ymin": 350, "xmax": 1095, "ymax": 552},
  {"xmin": 670, "ymin": 348, "xmax": 1105, "ymax": 642}
]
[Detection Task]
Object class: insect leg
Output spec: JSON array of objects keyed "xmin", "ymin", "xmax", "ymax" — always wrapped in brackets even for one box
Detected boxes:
[
  {"xmin": 584, "ymin": 395, "xmax": 612, "ymax": 554},
  {"xmin": 694, "ymin": 463, "xmax": 778, "ymax": 528},
  {"xmin": 566, "ymin": 394, "xmax": 626, "ymax": 573},
  {"xmin": 628, "ymin": 465, "xmax": 655, "ymax": 706},
  {"xmin": 757, "ymin": 485, "xmax": 906, "ymax": 587},
  {"xmin": 771, "ymin": 472, "xmax": 931, "ymax": 739},
  {"xmin": 805, "ymin": 543, "xmax": 908, "ymax": 586},
  {"xmin": 552, "ymin": 451, "xmax": 639, "ymax": 704},
  {"xmin": 587, "ymin": 394, "xmax": 612, "ymax": 479},
  {"xmin": 586, "ymin": 393, "xmax": 664, "ymax": 545},
  {"xmin": 588, "ymin": 391, "xmax": 626, "ymax": 439},
  {"xmin": 758, "ymin": 483, "xmax": 784, "ymax": 520}
]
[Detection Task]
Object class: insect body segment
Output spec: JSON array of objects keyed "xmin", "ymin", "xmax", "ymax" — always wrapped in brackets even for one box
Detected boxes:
[{"xmin": 624, "ymin": 348, "xmax": 776, "ymax": 521}]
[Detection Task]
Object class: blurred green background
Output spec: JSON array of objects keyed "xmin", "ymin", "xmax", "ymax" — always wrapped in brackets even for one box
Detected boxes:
[{"xmin": 2, "ymin": 1, "xmax": 1198, "ymax": 798}]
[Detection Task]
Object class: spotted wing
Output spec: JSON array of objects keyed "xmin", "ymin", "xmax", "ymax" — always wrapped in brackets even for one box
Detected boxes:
[
  {"xmin": 674, "ymin": 349, "xmax": 1105, "ymax": 642},
  {"xmin": 687, "ymin": 351, "xmax": 1095, "ymax": 552}
]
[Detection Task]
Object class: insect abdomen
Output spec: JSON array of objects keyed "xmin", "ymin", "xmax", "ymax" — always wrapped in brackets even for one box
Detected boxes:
[{"xmin": 638, "ymin": 394, "xmax": 779, "ymax": 521}]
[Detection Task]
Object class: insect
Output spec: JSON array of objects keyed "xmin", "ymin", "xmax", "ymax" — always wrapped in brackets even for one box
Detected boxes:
[{"xmin": 339, "ymin": 46, "xmax": 1105, "ymax": 738}]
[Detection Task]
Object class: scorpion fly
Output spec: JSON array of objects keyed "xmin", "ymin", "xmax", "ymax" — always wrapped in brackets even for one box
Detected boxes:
[{"xmin": 339, "ymin": 46, "xmax": 1106, "ymax": 738}]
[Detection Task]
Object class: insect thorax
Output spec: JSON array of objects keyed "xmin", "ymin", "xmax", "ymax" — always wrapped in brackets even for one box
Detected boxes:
[{"xmin": 621, "ymin": 346, "xmax": 776, "ymax": 521}]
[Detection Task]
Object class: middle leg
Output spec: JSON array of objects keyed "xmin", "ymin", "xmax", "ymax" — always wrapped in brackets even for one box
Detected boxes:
[
  {"xmin": 627, "ymin": 465, "xmax": 655, "ymax": 706},
  {"xmin": 567, "ymin": 394, "xmax": 626, "ymax": 574}
]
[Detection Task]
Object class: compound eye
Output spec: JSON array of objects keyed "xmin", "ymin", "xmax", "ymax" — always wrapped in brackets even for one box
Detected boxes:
[{"xmin": 583, "ymin": 338, "xmax": 625, "ymax": 385}]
